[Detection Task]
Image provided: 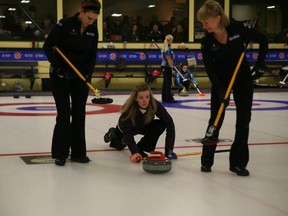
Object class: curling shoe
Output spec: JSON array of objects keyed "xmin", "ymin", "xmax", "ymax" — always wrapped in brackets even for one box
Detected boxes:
[
  {"xmin": 104, "ymin": 127, "xmax": 116, "ymax": 143},
  {"xmin": 201, "ymin": 165, "xmax": 212, "ymax": 172},
  {"xmin": 71, "ymin": 156, "xmax": 90, "ymax": 163},
  {"xmin": 230, "ymin": 166, "xmax": 250, "ymax": 176},
  {"xmin": 55, "ymin": 158, "xmax": 66, "ymax": 166},
  {"xmin": 200, "ymin": 137, "xmax": 218, "ymax": 145}
]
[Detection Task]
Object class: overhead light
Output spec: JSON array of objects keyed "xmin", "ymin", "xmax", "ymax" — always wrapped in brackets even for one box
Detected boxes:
[
  {"xmin": 8, "ymin": 8, "xmax": 16, "ymax": 11},
  {"xmin": 25, "ymin": 21, "xmax": 32, "ymax": 24},
  {"xmin": 148, "ymin": 5, "xmax": 155, "ymax": 8},
  {"xmin": 267, "ymin": 5, "xmax": 275, "ymax": 9},
  {"xmin": 0, "ymin": 16, "xmax": 5, "ymax": 18},
  {"xmin": 111, "ymin": 13, "xmax": 122, "ymax": 17},
  {"xmin": 21, "ymin": 0, "xmax": 30, "ymax": 3}
]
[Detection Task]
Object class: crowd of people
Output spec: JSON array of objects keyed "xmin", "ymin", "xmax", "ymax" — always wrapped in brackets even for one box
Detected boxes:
[{"xmin": 103, "ymin": 14, "xmax": 189, "ymax": 43}]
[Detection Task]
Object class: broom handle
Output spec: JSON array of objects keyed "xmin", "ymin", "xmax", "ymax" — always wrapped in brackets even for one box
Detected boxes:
[{"xmin": 54, "ymin": 47, "xmax": 100, "ymax": 98}]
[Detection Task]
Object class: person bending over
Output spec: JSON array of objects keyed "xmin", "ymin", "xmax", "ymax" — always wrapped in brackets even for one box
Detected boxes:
[{"xmin": 197, "ymin": 0, "xmax": 268, "ymax": 176}]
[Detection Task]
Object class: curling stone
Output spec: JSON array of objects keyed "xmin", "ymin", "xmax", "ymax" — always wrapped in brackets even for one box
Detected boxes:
[
  {"xmin": 179, "ymin": 91, "xmax": 189, "ymax": 96},
  {"xmin": 142, "ymin": 151, "xmax": 172, "ymax": 174},
  {"xmin": 178, "ymin": 87, "xmax": 189, "ymax": 96}
]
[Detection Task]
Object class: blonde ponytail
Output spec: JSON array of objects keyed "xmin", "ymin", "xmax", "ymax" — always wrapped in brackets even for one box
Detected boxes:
[{"xmin": 162, "ymin": 34, "xmax": 173, "ymax": 52}]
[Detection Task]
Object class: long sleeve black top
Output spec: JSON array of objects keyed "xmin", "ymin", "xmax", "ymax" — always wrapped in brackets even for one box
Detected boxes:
[
  {"xmin": 201, "ymin": 21, "xmax": 268, "ymax": 92},
  {"xmin": 43, "ymin": 13, "xmax": 99, "ymax": 76},
  {"xmin": 118, "ymin": 100, "xmax": 175, "ymax": 155}
]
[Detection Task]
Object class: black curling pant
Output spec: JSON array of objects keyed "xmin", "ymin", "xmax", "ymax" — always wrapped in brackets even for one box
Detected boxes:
[
  {"xmin": 111, "ymin": 119, "xmax": 166, "ymax": 153},
  {"xmin": 50, "ymin": 73, "xmax": 89, "ymax": 159},
  {"xmin": 161, "ymin": 66, "xmax": 174, "ymax": 101},
  {"xmin": 201, "ymin": 78, "xmax": 253, "ymax": 168}
]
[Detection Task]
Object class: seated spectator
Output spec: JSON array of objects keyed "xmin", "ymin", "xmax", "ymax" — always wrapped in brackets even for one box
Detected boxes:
[
  {"xmin": 164, "ymin": 16, "xmax": 176, "ymax": 35},
  {"xmin": 146, "ymin": 24, "xmax": 163, "ymax": 42},
  {"xmin": 119, "ymin": 15, "xmax": 131, "ymax": 42},
  {"xmin": 127, "ymin": 23, "xmax": 140, "ymax": 42},
  {"xmin": 172, "ymin": 23, "xmax": 186, "ymax": 42}
]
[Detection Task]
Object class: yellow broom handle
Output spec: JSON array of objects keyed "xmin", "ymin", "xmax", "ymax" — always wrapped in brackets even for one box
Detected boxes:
[
  {"xmin": 213, "ymin": 52, "xmax": 245, "ymax": 127},
  {"xmin": 54, "ymin": 46, "xmax": 100, "ymax": 97}
]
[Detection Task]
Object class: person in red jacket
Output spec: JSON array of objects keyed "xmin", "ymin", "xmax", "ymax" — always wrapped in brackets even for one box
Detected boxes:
[{"xmin": 104, "ymin": 83, "xmax": 177, "ymax": 163}]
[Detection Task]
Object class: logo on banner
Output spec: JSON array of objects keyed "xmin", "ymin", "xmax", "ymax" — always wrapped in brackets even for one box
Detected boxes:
[
  {"xmin": 110, "ymin": 53, "xmax": 116, "ymax": 60},
  {"xmin": 252, "ymin": 53, "xmax": 258, "ymax": 59},
  {"xmin": 197, "ymin": 53, "xmax": 202, "ymax": 60},
  {"xmin": 279, "ymin": 53, "xmax": 285, "ymax": 59},
  {"xmin": 14, "ymin": 52, "xmax": 21, "ymax": 59},
  {"xmin": 140, "ymin": 53, "xmax": 146, "ymax": 60}
]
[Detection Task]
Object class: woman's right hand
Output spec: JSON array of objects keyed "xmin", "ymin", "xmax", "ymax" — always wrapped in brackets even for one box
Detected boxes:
[{"xmin": 130, "ymin": 153, "xmax": 142, "ymax": 163}]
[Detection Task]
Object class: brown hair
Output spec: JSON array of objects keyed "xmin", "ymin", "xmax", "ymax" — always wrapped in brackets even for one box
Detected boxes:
[
  {"xmin": 121, "ymin": 83, "xmax": 157, "ymax": 126},
  {"xmin": 81, "ymin": 0, "xmax": 101, "ymax": 14},
  {"xmin": 197, "ymin": 0, "xmax": 229, "ymax": 29}
]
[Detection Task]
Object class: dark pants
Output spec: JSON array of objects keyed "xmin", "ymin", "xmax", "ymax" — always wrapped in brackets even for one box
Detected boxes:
[
  {"xmin": 111, "ymin": 120, "xmax": 166, "ymax": 153},
  {"xmin": 161, "ymin": 66, "xmax": 174, "ymax": 101},
  {"xmin": 178, "ymin": 80, "xmax": 191, "ymax": 93},
  {"xmin": 201, "ymin": 78, "xmax": 253, "ymax": 168},
  {"xmin": 50, "ymin": 73, "xmax": 89, "ymax": 159}
]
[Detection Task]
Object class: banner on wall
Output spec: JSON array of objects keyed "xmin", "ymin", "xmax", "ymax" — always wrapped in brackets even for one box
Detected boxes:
[{"xmin": 0, "ymin": 50, "xmax": 287, "ymax": 62}]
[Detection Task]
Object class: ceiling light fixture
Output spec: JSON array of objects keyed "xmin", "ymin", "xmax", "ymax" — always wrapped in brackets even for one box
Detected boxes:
[
  {"xmin": 148, "ymin": 4, "xmax": 155, "ymax": 8},
  {"xmin": 111, "ymin": 13, "xmax": 122, "ymax": 17},
  {"xmin": 267, "ymin": 5, "xmax": 275, "ymax": 9}
]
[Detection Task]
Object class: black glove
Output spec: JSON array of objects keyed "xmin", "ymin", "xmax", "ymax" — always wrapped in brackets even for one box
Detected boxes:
[
  {"xmin": 251, "ymin": 62, "xmax": 266, "ymax": 80},
  {"xmin": 51, "ymin": 65, "xmax": 71, "ymax": 79},
  {"xmin": 165, "ymin": 149, "xmax": 177, "ymax": 160},
  {"xmin": 218, "ymin": 90, "xmax": 230, "ymax": 108}
]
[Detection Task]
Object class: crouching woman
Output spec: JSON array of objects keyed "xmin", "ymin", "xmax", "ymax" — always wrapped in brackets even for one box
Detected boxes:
[{"xmin": 104, "ymin": 83, "xmax": 177, "ymax": 162}]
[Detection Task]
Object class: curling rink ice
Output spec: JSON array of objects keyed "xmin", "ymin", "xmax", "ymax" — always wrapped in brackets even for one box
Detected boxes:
[{"xmin": 0, "ymin": 89, "xmax": 288, "ymax": 216}]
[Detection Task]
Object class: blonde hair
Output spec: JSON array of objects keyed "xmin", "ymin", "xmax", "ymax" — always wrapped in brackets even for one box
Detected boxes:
[
  {"xmin": 121, "ymin": 83, "xmax": 158, "ymax": 126},
  {"xmin": 197, "ymin": 0, "xmax": 229, "ymax": 29},
  {"xmin": 162, "ymin": 34, "xmax": 173, "ymax": 52}
]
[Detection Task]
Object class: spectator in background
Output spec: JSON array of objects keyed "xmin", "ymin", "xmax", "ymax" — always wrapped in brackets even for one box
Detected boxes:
[
  {"xmin": 164, "ymin": 16, "xmax": 177, "ymax": 35},
  {"xmin": 136, "ymin": 15, "xmax": 148, "ymax": 41},
  {"xmin": 149, "ymin": 15, "xmax": 164, "ymax": 33},
  {"xmin": 146, "ymin": 23, "xmax": 163, "ymax": 42},
  {"xmin": 105, "ymin": 16, "xmax": 119, "ymax": 35},
  {"xmin": 42, "ymin": 17, "xmax": 54, "ymax": 37},
  {"xmin": 127, "ymin": 23, "xmax": 140, "ymax": 42},
  {"xmin": 172, "ymin": 23, "xmax": 186, "ymax": 42},
  {"xmin": 119, "ymin": 15, "xmax": 131, "ymax": 42},
  {"xmin": 103, "ymin": 20, "xmax": 111, "ymax": 41}
]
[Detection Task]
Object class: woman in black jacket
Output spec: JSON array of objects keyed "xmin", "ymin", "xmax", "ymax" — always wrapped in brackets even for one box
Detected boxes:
[
  {"xmin": 104, "ymin": 83, "xmax": 177, "ymax": 163},
  {"xmin": 43, "ymin": 0, "xmax": 101, "ymax": 166},
  {"xmin": 197, "ymin": 0, "xmax": 268, "ymax": 176}
]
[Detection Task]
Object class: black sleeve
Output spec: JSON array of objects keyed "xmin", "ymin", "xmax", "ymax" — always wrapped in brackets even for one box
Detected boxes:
[
  {"xmin": 155, "ymin": 101, "xmax": 175, "ymax": 151},
  {"xmin": 86, "ymin": 24, "xmax": 99, "ymax": 74},
  {"xmin": 43, "ymin": 20, "xmax": 64, "ymax": 69}
]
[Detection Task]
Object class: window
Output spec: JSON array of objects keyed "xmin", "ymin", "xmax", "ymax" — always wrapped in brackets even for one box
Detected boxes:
[
  {"xmin": 102, "ymin": 0, "xmax": 189, "ymax": 43},
  {"xmin": 0, "ymin": 0, "xmax": 56, "ymax": 41},
  {"xmin": 231, "ymin": 0, "xmax": 288, "ymax": 43}
]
